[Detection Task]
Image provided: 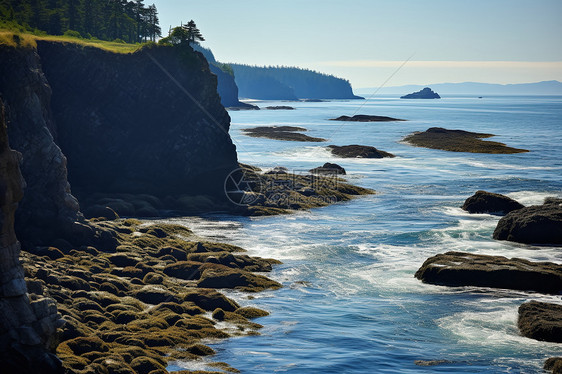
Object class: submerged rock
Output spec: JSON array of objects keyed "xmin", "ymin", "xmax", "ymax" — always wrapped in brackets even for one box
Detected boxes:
[
  {"xmin": 461, "ymin": 190, "xmax": 524, "ymax": 215},
  {"xmin": 403, "ymin": 127, "xmax": 529, "ymax": 154},
  {"xmin": 415, "ymin": 251, "xmax": 562, "ymax": 294},
  {"xmin": 401, "ymin": 87, "xmax": 441, "ymax": 99},
  {"xmin": 328, "ymin": 145, "xmax": 395, "ymax": 158},
  {"xmin": 518, "ymin": 301, "xmax": 562, "ymax": 343},
  {"xmin": 330, "ymin": 114, "xmax": 405, "ymax": 122},
  {"xmin": 242, "ymin": 126, "xmax": 326, "ymax": 142},
  {"xmin": 493, "ymin": 202, "xmax": 562, "ymax": 245}
]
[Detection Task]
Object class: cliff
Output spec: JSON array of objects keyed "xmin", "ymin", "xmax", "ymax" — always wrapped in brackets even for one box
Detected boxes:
[
  {"xmin": 230, "ymin": 64, "xmax": 363, "ymax": 100},
  {"xmin": 0, "ymin": 44, "xmax": 99, "ymax": 248},
  {"xmin": 0, "ymin": 38, "xmax": 239, "ymax": 244},
  {"xmin": 193, "ymin": 45, "xmax": 256, "ymax": 109},
  {"xmin": 36, "ymin": 41, "xmax": 238, "ymax": 198},
  {"xmin": 0, "ymin": 99, "xmax": 64, "ymax": 374}
]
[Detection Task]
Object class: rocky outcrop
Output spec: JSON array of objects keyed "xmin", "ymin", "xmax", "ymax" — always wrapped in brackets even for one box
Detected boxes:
[
  {"xmin": 401, "ymin": 87, "xmax": 440, "ymax": 99},
  {"xmin": 493, "ymin": 202, "xmax": 562, "ymax": 245},
  {"xmin": 208, "ymin": 64, "xmax": 257, "ymax": 109},
  {"xmin": 403, "ymin": 127, "xmax": 529, "ymax": 154},
  {"xmin": 310, "ymin": 163, "xmax": 346, "ymax": 175},
  {"xmin": 331, "ymin": 114, "xmax": 405, "ymax": 122},
  {"xmin": 328, "ymin": 145, "xmax": 395, "ymax": 158},
  {"xmin": 36, "ymin": 41, "xmax": 239, "ymax": 200},
  {"xmin": 461, "ymin": 191, "xmax": 524, "ymax": 215},
  {"xmin": 545, "ymin": 357, "xmax": 562, "ymax": 374},
  {"xmin": 518, "ymin": 301, "xmax": 562, "ymax": 343},
  {"xmin": 0, "ymin": 99, "xmax": 64, "ymax": 374},
  {"xmin": 415, "ymin": 251, "xmax": 562, "ymax": 294},
  {"xmin": 242, "ymin": 126, "xmax": 326, "ymax": 142}
]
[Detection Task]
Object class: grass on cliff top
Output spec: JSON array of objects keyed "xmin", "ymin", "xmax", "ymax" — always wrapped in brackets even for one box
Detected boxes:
[{"xmin": 0, "ymin": 29, "xmax": 143, "ymax": 54}]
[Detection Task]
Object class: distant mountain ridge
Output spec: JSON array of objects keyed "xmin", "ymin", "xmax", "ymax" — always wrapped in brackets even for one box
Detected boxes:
[{"xmin": 360, "ymin": 81, "xmax": 562, "ymax": 96}]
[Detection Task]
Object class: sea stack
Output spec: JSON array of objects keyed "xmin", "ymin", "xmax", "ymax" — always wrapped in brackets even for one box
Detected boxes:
[{"xmin": 401, "ymin": 87, "xmax": 441, "ymax": 99}]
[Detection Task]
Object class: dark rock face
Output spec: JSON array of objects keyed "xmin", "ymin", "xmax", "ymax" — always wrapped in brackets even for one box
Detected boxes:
[
  {"xmin": 518, "ymin": 301, "xmax": 562, "ymax": 343},
  {"xmin": 401, "ymin": 87, "xmax": 441, "ymax": 99},
  {"xmin": 0, "ymin": 99, "xmax": 64, "ymax": 374},
  {"xmin": 461, "ymin": 190, "xmax": 524, "ymax": 215},
  {"xmin": 36, "ymin": 41, "xmax": 238, "ymax": 200},
  {"xmin": 310, "ymin": 163, "xmax": 346, "ymax": 175},
  {"xmin": 493, "ymin": 203, "xmax": 562, "ymax": 245},
  {"xmin": 265, "ymin": 106, "xmax": 295, "ymax": 110},
  {"xmin": 331, "ymin": 114, "xmax": 405, "ymax": 122},
  {"xmin": 328, "ymin": 145, "xmax": 395, "ymax": 158},
  {"xmin": 415, "ymin": 251, "xmax": 562, "ymax": 294},
  {"xmin": 0, "ymin": 46, "xmax": 85, "ymax": 247}
]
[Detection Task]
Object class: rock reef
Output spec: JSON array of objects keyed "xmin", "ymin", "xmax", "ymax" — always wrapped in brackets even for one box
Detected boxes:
[
  {"xmin": 330, "ymin": 114, "xmax": 405, "ymax": 122},
  {"xmin": 518, "ymin": 301, "xmax": 562, "ymax": 343},
  {"xmin": 242, "ymin": 126, "xmax": 326, "ymax": 142},
  {"xmin": 403, "ymin": 127, "xmax": 529, "ymax": 154},
  {"xmin": 328, "ymin": 145, "xmax": 395, "ymax": 158}
]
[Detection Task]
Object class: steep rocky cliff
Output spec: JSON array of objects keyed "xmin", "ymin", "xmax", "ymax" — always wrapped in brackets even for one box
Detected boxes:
[
  {"xmin": 0, "ymin": 44, "xmax": 98, "ymax": 248},
  {"xmin": 0, "ymin": 99, "xmax": 64, "ymax": 374},
  {"xmin": 37, "ymin": 41, "xmax": 238, "ymax": 198}
]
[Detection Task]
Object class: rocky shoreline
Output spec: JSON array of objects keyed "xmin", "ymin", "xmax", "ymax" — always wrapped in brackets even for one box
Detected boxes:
[{"xmin": 415, "ymin": 191, "xmax": 562, "ymax": 373}]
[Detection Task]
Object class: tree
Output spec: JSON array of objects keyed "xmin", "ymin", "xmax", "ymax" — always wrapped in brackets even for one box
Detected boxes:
[{"xmin": 183, "ymin": 20, "xmax": 204, "ymax": 46}]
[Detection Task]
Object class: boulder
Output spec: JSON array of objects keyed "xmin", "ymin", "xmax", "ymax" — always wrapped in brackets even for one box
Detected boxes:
[
  {"xmin": 461, "ymin": 190, "xmax": 524, "ymax": 215},
  {"xmin": 310, "ymin": 162, "xmax": 346, "ymax": 175},
  {"xmin": 328, "ymin": 145, "xmax": 395, "ymax": 158},
  {"xmin": 518, "ymin": 301, "xmax": 562, "ymax": 343},
  {"xmin": 544, "ymin": 357, "xmax": 562, "ymax": 374},
  {"xmin": 415, "ymin": 251, "xmax": 562, "ymax": 294},
  {"xmin": 493, "ymin": 203, "xmax": 562, "ymax": 245}
]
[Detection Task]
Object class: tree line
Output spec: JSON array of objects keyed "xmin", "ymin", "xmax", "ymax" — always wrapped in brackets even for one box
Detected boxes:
[{"xmin": 0, "ymin": 0, "xmax": 161, "ymax": 43}]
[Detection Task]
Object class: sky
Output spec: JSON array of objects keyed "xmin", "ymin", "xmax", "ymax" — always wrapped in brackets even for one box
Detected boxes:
[{"xmin": 149, "ymin": 0, "xmax": 562, "ymax": 88}]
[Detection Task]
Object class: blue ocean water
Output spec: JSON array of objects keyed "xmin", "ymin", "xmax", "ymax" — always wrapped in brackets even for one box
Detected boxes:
[{"xmin": 169, "ymin": 95, "xmax": 562, "ymax": 373}]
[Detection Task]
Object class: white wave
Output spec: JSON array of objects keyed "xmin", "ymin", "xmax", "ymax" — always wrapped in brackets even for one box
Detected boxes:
[
  {"xmin": 507, "ymin": 190, "xmax": 561, "ymax": 206},
  {"xmin": 464, "ymin": 160, "xmax": 560, "ymax": 171}
]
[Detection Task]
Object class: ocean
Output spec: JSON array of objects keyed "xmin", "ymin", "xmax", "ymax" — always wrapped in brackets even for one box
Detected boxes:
[{"xmin": 167, "ymin": 95, "xmax": 562, "ymax": 373}]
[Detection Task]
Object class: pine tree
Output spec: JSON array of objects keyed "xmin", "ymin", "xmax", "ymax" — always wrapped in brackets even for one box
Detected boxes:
[{"xmin": 183, "ymin": 20, "xmax": 204, "ymax": 46}]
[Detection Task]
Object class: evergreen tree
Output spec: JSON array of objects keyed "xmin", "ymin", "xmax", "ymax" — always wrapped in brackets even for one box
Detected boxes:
[{"xmin": 183, "ymin": 20, "xmax": 204, "ymax": 46}]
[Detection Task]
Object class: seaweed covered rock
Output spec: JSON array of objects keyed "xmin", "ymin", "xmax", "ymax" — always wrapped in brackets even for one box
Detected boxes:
[
  {"xmin": 493, "ymin": 202, "xmax": 562, "ymax": 245},
  {"xmin": 328, "ymin": 145, "xmax": 395, "ymax": 159},
  {"xmin": 461, "ymin": 190, "xmax": 524, "ymax": 215},
  {"xmin": 310, "ymin": 163, "xmax": 346, "ymax": 175},
  {"xmin": 415, "ymin": 251, "xmax": 562, "ymax": 294},
  {"xmin": 544, "ymin": 357, "xmax": 562, "ymax": 374},
  {"xmin": 518, "ymin": 301, "xmax": 562, "ymax": 343}
]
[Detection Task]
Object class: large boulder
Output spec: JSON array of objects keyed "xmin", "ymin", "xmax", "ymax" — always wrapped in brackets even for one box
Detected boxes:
[
  {"xmin": 415, "ymin": 251, "xmax": 562, "ymax": 294},
  {"xmin": 518, "ymin": 301, "xmax": 562, "ymax": 343},
  {"xmin": 493, "ymin": 202, "xmax": 562, "ymax": 245},
  {"xmin": 461, "ymin": 190, "xmax": 524, "ymax": 215},
  {"xmin": 328, "ymin": 145, "xmax": 395, "ymax": 158}
]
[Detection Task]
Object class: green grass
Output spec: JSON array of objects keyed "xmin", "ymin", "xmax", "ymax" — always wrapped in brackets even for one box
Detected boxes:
[{"xmin": 0, "ymin": 29, "xmax": 146, "ymax": 54}]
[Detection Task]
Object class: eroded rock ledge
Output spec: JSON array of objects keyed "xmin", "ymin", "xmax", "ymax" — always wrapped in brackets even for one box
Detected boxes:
[{"xmin": 414, "ymin": 251, "xmax": 562, "ymax": 294}]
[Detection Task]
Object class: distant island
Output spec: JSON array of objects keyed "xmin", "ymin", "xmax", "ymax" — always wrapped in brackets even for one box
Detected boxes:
[
  {"xmin": 229, "ymin": 64, "xmax": 364, "ymax": 100},
  {"xmin": 401, "ymin": 87, "xmax": 441, "ymax": 99}
]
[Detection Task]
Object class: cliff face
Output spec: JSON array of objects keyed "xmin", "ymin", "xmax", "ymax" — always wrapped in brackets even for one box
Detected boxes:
[
  {"xmin": 0, "ymin": 45, "xmax": 92, "ymax": 247},
  {"xmin": 37, "ymin": 41, "xmax": 238, "ymax": 198},
  {"xmin": 0, "ymin": 99, "xmax": 64, "ymax": 374}
]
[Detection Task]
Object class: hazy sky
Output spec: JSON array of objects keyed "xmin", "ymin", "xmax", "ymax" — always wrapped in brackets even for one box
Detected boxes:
[{"xmin": 150, "ymin": 0, "xmax": 562, "ymax": 88}]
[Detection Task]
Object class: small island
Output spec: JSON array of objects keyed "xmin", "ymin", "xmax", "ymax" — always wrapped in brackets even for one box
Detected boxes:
[
  {"xmin": 330, "ymin": 114, "xmax": 405, "ymax": 122},
  {"xmin": 242, "ymin": 126, "xmax": 326, "ymax": 142},
  {"xmin": 403, "ymin": 127, "xmax": 529, "ymax": 154},
  {"xmin": 401, "ymin": 87, "xmax": 441, "ymax": 99},
  {"xmin": 265, "ymin": 106, "xmax": 295, "ymax": 110},
  {"xmin": 328, "ymin": 145, "xmax": 395, "ymax": 158}
]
